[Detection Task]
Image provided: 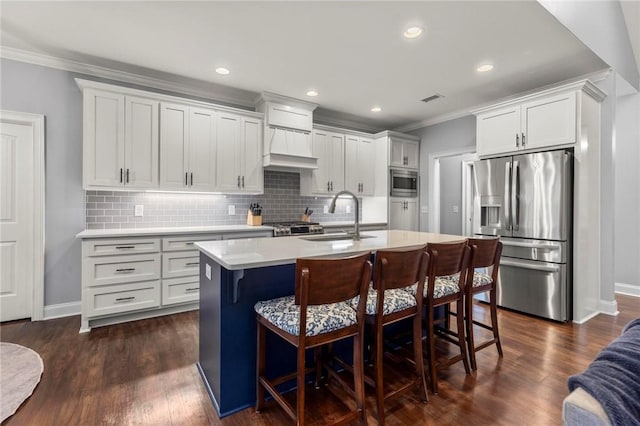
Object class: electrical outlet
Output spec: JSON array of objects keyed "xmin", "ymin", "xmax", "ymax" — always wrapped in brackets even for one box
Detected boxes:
[
  {"xmin": 452, "ymin": 205, "xmax": 459, "ymax": 213},
  {"xmin": 205, "ymin": 264, "xmax": 211, "ymax": 280},
  {"xmin": 134, "ymin": 205, "xmax": 144, "ymax": 217},
  {"xmin": 346, "ymin": 205, "xmax": 351, "ymax": 214},
  {"xmin": 228, "ymin": 205, "xmax": 235, "ymax": 215},
  {"xmin": 421, "ymin": 206, "xmax": 429, "ymax": 214},
  {"xmin": 324, "ymin": 205, "xmax": 329, "ymax": 213}
]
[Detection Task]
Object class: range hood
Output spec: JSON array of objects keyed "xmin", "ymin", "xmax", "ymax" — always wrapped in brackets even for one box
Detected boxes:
[{"xmin": 255, "ymin": 92, "xmax": 319, "ymax": 170}]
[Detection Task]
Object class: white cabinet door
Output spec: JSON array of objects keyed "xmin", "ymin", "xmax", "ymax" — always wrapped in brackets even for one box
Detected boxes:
[
  {"xmin": 476, "ymin": 105, "xmax": 521, "ymax": 157},
  {"xmin": 241, "ymin": 116, "xmax": 263, "ymax": 193},
  {"xmin": 160, "ymin": 103, "xmax": 189, "ymax": 190},
  {"xmin": 389, "ymin": 138, "xmax": 419, "ymax": 169},
  {"xmin": 345, "ymin": 136, "xmax": 375, "ymax": 195},
  {"xmin": 215, "ymin": 112, "xmax": 242, "ymax": 192},
  {"xmin": 328, "ymin": 132, "xmax": 345, "ymax": 194},
  {"xmin": 125, "ymin": 96, "xmax": 158, "ymax": 189},
  {"xmin": 83, "ymin": 89, "xmax": 125, "ymax": 187},
  {"xmin": 522, "ymin": 91, "xmax": 576, "ymax": 150},
  {"xmin": 389, "ymin": 198, "xmax": 418, "ymax": 231},
  {"xmin": 188, "ymin": 107, "xmax": 216, "ymax": 191},
  {"xmin": 307, "ymin": 129, "xmax": 344, "ymax": 195}
]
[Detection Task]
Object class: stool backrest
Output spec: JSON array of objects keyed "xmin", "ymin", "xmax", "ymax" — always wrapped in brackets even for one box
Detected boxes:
[
  {"xmin": 295, "ymin": 252, "xmax": 372, "ymax": 306},
  {"xmin": 467, "ymin": 237, "xmax": 503, "ymax": 283},
  {"xmin": 426, "ymin": 241, "xmax": 471, "ymax": 292},
  {"xmin": 373, "ymin": 245, "xmax": 429, "ymax": 292}
]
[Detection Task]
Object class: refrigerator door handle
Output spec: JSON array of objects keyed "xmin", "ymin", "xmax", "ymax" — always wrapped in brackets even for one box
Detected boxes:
[
  {"xmin": 504, "ymin": 161, "xmax": 512, "ymax": 231},
  {"xmin": 512, "ymin": 160, "xmax": 520, "ymax": 231},
  {"xmin": 500, "ymin": 258, "xmax": 561, "ymax": 273},
  {"xmin": 501, "ymin": 240, "xmax": 561, "ymax": 250}
]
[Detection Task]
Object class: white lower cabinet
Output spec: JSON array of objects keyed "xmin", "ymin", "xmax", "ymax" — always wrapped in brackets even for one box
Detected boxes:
[
  {"xmin": 80, "ymin": 230, "xmax": 267, "ymax": 332},
  {"xmin": 389, "ymin": 198, "xmax": 418, "ymax": 231}
]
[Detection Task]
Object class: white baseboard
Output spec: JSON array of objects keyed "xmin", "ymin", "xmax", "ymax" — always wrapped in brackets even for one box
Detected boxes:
[
  {"xmin": 596, "ymin": 299, "xmax": 619, "ymax": 316},
  {"xmin": 43, "ymin": 301, "xmax": 81, "ymax": 320},
  {"xmin": 615, "ymin": 282, "xmax": 640, "ymax": 297}
]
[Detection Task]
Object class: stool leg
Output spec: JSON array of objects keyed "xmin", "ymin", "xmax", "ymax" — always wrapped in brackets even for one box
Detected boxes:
[
  {"xmin": 456, "ymin": 296, "xmax": 471, "ymax": 374},
  {"xmin": 353, "ymin": 328, "xmax": 366, "ymax": 423},
  {"xmin": 466, "ymin": 291, "xmax": 477, "ymax": 371},
  {"xmin": 413, "ymin": 311, "xmax": 429, "ymax": 403},
  {"xmin": 296, "ymin": 345, "xmax": 306, "ymax": 425},
  {"xmin": 426, "ymin": 303, "xmax": 438, "ymax": 394},
  {"xmin": 374, "ymin": 320, "xmax": 385, "ymax": 425},
  {"xmin": 490, "ymin": 288, "xmax": 503, "ymax": 357},
  {"xmin": 314, "ymin": 346, "xmax": 323, "ymax": 389},
  {"xmin": 256, "ymin": 321, "xmax": 266, "ymax": 413}
]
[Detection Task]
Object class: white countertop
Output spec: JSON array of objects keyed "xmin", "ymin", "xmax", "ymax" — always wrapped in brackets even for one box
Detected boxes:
[
  {"xmin": 75, "ymin": 225, "xmax": 274, "ymax": 239},
  {"xmin": 195, "ymin": 230, "xmax": 466, "ymax": 270}
]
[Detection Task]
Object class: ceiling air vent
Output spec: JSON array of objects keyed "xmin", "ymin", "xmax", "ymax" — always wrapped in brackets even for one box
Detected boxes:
[{"xmin": 421, "ymin": 94, "xmax": 444, "ymax": 103}]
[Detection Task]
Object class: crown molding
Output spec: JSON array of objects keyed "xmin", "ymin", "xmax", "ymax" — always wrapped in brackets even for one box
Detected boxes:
[
  {"xmin": 392, "ymin": 110, "xmax": 473, "ymax": 133},
  {"xmin": 0, "ymin": 46, "xmax": 258, "ymax": 109},
  {"xmin": 313, "ymin": 108, "xmax": 386, "ymax": 134}
]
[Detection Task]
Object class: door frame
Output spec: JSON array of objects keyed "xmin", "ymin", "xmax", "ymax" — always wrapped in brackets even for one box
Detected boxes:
[
  {"xmin": 1, "ymin": 110, "xmax": 45, "ymax": 321},
  {"xmin": 427, "ymin": 148, "xmax": 477, "ymax": 233}
]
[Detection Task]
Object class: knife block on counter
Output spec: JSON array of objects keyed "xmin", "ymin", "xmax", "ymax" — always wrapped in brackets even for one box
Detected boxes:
[
  {"xmin": 247, "ymin": 210, "xmax": 262, "ymax": 226},
  {"xmin": 301, "ymin": 214, "xmax": 311, "ymax": 223}
]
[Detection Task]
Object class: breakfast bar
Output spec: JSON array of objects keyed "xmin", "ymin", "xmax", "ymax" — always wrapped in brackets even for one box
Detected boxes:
[{"xmin": 195, "ymin": 229, "xmax": 465, "ymax": 418}]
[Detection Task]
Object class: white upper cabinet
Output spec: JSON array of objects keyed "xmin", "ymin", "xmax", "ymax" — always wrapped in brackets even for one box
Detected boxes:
[
  {"xmin": 215, "ymin": 112, "xmax": 263, "ymax": 194},
  {"xmin": 345, "ymin": 136, "xmax": 375, "ymax": 196},
  {"xmin": 300, "ymin": 129, "xmax": 345, "ymax": 196},
  {"xmin": 474, "ymin": 84, "xmax": 587, "ymax": 157},
  {"xmin": 83, "ymin": 89, "xmax": 159, "ymax": 189},
  {"xmin": 389, "ymin": 137, "xmax": 419, "ymax": 169},
  {"xmin": 160, "ymin": 103, "xmax": 216, "ymax": 192}
]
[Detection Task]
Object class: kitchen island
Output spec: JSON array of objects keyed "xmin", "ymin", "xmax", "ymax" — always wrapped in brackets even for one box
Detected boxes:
[{"xmin": 195, "ymin": 229, "xmax": 466, "ymax": 418}]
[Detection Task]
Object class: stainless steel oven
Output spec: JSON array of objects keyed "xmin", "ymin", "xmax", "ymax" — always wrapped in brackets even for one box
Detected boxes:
[{"xmin": 390, "ymin": 169, "xmax": 418, "ymax": 197}]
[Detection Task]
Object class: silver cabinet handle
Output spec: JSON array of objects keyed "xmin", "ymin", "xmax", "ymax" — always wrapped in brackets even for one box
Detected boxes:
[
  {"xmin": 185, "ymin": 287, "xmax": 199, "ymax": 293},
  {"xmin": 515, "ymin": 133, "xmax": 520, "ymax": 147},
  {"xmin": 115, "ymin": 296, "xmax": 135, "ymax": 302},
  {"xmin": 190, "ymin": 172, "xmax": 193, "ymax": 186},
  {"xmin": 237, "ymin": 175, "xmax": 241, "ymax": 188},
  {"xmin": 115, "ymin": 245, "xmax": 135, "ymax": 249},
  {"xmin": 115, "ymin": 268, "xmax": 136, "ymax": 272},
  {"xmin": 330, "ymin": 181, "xmax": 333, "ymax": 191},
  {"xmin": 120, "ymin": 168, "xmax": 124, "ymax": 183},
  {"xmin": 186, "ymin": 172, "xmax": 189, "ymax": 186},
  {"xmin": 327, "ymin": 181, "xmax": 330, "ymax": 191},
  {"xmin": 242, "ymin": 175, "xmax": 245, "ymax": 188},
  {"xmin": 185, "ymin": 262, "xmax": 199, "ymax": 266},
  {"xmin": 185, "ymin": 242, "xmax": 194, "ymax": 245},
  {"xmin": 521, "ymin": 132, "xmax": 526, "ymax": 147},
  {"xmin": 126, "ymin": 168, "xmax": 130, "ymax": 183}
]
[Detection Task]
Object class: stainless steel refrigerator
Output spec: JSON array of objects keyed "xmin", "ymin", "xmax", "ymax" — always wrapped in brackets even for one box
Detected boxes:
[{"xmin": 473, "ymin": 149, "xmax": 572, "ymax": 321}]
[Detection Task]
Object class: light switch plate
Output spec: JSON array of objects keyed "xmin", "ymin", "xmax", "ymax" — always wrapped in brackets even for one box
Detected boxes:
[
  {"xmin": 323, "ymin": 205, "xmax": 329, "ymax": 213},
  {"xmin": 134, "ymin": 205, "xmax": 144, "ymax": 217},
  {"xmin": 205, "ymin": 264, "xmax": 211, "ymax": 280},
  {"xmin": 346, "ymin": 205, "xmax": 351, "ymax": 214},
  {"xmin": 421, "ymin": 206, "xmax": 428, "ymax": 214},
  {"xmin": 452, "ymin": 205, "xmax": 459, "ymax": 213},
  {"xmin": 228, "ymin": 205, "xmax": 235, "ymax": 215}
]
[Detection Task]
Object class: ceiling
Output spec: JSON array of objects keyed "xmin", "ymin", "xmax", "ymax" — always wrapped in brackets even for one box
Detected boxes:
[{"xmin": 0, "ymin": 1, "xmax": 615, "ymax": 132}]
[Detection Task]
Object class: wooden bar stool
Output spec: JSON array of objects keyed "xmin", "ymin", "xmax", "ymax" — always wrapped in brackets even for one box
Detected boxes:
[
  {"xmin": 357, "ymin": 246, "xmax": 430, "ymax": 425},
  {"xmin": 465, "ymin": 237, "xmax": 503, "ymax": 370},
  {"xmin": 405, "ymin": 241, "xmax": 471, "ymax": 394},
  {"xmin": 254, "ymin": 252, "xmax": 372, "ymax": 426}
]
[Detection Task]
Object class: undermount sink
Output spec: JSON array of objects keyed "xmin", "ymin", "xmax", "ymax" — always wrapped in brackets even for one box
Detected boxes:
[{"xmin": 300, "ymin": 233, "xmax": 377, "ymax": 242}]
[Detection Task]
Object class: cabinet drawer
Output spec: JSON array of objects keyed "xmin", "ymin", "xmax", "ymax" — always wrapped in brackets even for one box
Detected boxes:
[
  {"xmin": 162, "ymin": 234, "xmax": 221, "ymax": 252},
  {"xmin": 84, "ymin": 253, "xmax": 161, "ymax": 287},
  {"xmin": 162, "ymin": 250, "xmax": 200, "ymax": 279},
  {"xmin": 85, "ymin": 280, "xmax": 160, "ymax": 318},
  {"xmin": 222, "ymin": 231, "xmax": 272, "ymax": 240},
  {"xmin": 162, "ymin": 276, "xmax": 199, "ymax": 306},
  {"xmin": 84, "ymin": 238, "xmax": 160, "ymax": 256}
]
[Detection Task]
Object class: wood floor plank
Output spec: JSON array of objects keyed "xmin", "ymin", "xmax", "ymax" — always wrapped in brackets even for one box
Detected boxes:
[{"xmin": 1, "ymin": 295, "xmax": 638, "ymax": 425}]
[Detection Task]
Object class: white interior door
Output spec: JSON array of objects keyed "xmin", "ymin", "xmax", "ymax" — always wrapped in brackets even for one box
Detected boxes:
[{"xmin": 1, "ymin": 120, "xmax": 35, "ymax": 321}]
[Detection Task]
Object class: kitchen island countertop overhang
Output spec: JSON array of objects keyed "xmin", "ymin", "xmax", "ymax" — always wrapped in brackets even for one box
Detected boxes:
[{"xmin": 195, "ymin": 230, "xmax": 467, "ymax": 418}]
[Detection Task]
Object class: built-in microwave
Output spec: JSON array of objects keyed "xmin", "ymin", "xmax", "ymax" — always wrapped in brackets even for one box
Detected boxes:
[{"xmin": 390, "ymin": 169, "xmax": 418, "ymax": 197}]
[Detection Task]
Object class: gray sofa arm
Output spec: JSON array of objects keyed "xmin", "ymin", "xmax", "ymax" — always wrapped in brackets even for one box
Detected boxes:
[{"xmin": 563, "ymin": 387, "xmax": 612, "ymax": 426}]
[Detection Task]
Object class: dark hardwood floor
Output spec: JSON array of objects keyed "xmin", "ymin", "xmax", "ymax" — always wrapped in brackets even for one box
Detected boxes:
[{"xmin": 2, "ymin": 295, "xmax": 638, "ymax": 425}]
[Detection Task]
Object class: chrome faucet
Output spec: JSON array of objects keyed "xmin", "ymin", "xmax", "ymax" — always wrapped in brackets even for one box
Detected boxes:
[{"xmin": 328, "ymin": 190, "xmax": 360, "ymax": 241}]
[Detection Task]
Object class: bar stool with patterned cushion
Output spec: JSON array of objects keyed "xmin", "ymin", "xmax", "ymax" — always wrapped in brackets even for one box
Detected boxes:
[
  {"xmin": 254, "ymin": 252, "xmax": 372, "ymax": 425},
  {"xmin": 404, "ymin": 241, "xmax": 471, "ymax": 394},
  {"xmin": 465, "ymin": 237, "xmax": 503, "ymax": 370},
  {"xmin": 349, "ymin": 246, "xmax": 430, "ymax": 425}
]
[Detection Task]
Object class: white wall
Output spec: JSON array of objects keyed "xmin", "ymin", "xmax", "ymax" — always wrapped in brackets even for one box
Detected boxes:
[{"xmin": 614, "ymin": 91, "xmax": 640, "ymax": 296}]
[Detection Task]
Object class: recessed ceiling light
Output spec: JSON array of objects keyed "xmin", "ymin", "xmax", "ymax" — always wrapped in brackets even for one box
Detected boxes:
[
  {"xmin": 476, "ymin": 64, "xmax": 494, "ymax": 73},
  {"xmin": 371, "ymin": 106, "xmax": 382, "ymax": 113},
  {"xmin": 403, "ymin": 26, "xmax": 423, "ymax": 39},
  {"xmin": 306, "ymin": 90, "xmax": 318, "ymax": 97},
  {"xmin": 215, "ymin": 67, "xmax": 230, "ymax": 75}
]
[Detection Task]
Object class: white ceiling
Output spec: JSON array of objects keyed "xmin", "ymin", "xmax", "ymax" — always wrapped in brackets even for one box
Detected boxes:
[{"xmin": 0, "ymin": 1, "xmax": 613, "ymax": 131}]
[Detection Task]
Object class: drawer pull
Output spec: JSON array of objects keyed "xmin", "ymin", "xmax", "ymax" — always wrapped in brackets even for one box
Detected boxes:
[
  {"xmin": 115, "ymin": 296, "xmax": 136, "ymax": 302},
  {"xmin": 185, "ymin": 262, "xmax": 199, "ymax": 266},
  {"xmin": 115, "ymin": 246, "xmax": 135, "ymax": 249},
  {"xmin": 185, "ymin": 287, "xmax": 199, "ymax": 293},
  {"xmin": 185, "ymin": 242, "xmax": 194, "ymax": 245},
  {"xmin": 115, "ymin": 268, "xmax": 136, "ymax": 272}
]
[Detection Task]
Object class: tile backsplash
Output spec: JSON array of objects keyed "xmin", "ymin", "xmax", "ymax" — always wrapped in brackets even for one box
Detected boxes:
[{"xmin": 85, "ymin": 171, "xmax": 365, "ymax": 229}]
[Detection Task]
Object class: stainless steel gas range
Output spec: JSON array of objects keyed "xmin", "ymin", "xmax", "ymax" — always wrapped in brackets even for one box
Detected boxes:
[{"xmin": 265, "ymin": 221, "xmax": 324, "ymax": 237}]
